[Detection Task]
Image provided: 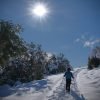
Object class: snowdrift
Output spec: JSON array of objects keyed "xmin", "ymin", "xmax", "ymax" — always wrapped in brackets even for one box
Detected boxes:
[{"xmin": 77, "ymin": 67, "xmax": 100, "ymax": 100}]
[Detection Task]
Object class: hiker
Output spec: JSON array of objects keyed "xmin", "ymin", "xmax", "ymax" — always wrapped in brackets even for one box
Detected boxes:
[{"xmin": 64, "ymin": 68, "xmax": 74, "ymax": 92}]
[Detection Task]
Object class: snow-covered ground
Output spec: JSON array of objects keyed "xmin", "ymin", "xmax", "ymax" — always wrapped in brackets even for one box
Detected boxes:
[
  {"xmin": 0, "ymin": 67, "xmax": 100, "ymax": 100},
  {"xmin": 77, "ymin": 67, "xmax": 100, "ymax": 100}
]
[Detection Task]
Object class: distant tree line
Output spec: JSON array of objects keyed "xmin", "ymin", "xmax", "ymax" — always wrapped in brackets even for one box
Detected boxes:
[
  {"xmin": 0, "ymin": 20, "xmax": 71, "ymax": 85},
  {"xmin": 88, "ymin": 46, "xmax": 100, "ymax": 70}
]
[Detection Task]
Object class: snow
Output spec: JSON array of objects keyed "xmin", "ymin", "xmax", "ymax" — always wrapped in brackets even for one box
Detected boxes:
[
  {"xmin": 77, "ymin": 67, "xmax": 100, "ymax": 100},
  {"xmin": 0, "ymin": 74, "xmax": 65, "ymax": 100},
  {"xmin": 0, "ymin": 67, "xmax": 100, "ymax": 100}
]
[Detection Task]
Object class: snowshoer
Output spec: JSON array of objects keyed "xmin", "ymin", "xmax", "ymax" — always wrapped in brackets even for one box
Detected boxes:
[{"xmin": 64, "ymin": 68, "xmax": 74, "ymax": 92}]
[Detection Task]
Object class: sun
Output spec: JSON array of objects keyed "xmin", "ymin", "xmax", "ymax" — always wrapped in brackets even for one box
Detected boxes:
[
  {"xmin": 33, "ymin": 4, "xmax": 47, "ymax": 17},
  {"xmin": 28, "ymin": 2, "xmax": 50, "ymax": 21},
  {"xmin": 32, "ymin": 3, "xmax": 48, "ymax": 18}
]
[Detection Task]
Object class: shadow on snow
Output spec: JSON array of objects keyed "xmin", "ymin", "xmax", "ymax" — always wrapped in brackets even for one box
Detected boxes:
[{"xmin": 0, "ymin": 79, "xmax": 48, "ymax": 97}]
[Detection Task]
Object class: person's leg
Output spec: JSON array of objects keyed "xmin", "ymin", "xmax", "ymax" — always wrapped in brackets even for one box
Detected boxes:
[
  {"xmin": 66, "ymin": 80, "xmax": 68, "ymax": 91},
  {"xmin": 67, "ymin": 79, "xmax": 71, "ymax": 92}
]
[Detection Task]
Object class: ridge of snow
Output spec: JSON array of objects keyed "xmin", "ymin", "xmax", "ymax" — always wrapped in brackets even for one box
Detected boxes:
[{"xmin": 77, "ymin": 67, "xmax": 100, "ymax": 100}]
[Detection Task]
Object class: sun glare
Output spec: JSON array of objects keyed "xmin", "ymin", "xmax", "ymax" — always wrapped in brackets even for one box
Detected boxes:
[
  {"xmin": 28, "ymin": 2, "xmax": 50, "ymax": 21},
  {"xmin": 32, "ymin": 3, "xmax": 48, "ymax": 18}
]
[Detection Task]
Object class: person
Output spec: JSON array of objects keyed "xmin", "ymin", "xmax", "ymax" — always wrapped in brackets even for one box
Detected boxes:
[{"xmin": 64, "ymin": 68, "xmax": 74, "ymax": 92}]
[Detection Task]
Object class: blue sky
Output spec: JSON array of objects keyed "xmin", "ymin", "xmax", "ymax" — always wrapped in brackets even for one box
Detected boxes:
[{"xmin": 0, "ymin": 0, "xmax": 100, "ymax": 67}]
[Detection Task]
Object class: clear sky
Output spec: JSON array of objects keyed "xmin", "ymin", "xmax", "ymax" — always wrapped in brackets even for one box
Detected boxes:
[{"xmin": 0, "ymin": 0, "xmax": 100, "ymax": 67}]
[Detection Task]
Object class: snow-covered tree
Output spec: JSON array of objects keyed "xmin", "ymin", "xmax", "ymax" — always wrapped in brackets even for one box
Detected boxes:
[
  {"xmin": 88, "ymin": 46, "xmax": 100, "ymax": 69},
  {"xmin": 0, "ymin": 20, "xmax": 72, "ymax": 85},
  {"xmin": 0, "ymin": 20, "xmax": 26, "ymax": 66},
  {"xmin": 45, "ymin": 53, "xmax": 71, "ymax": 74}
]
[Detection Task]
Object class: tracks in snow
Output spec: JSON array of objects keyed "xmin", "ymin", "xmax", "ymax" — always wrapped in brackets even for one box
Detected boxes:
[{"xmin": 48, "ymin": 69, "xmax": 86, "ymax": 100}]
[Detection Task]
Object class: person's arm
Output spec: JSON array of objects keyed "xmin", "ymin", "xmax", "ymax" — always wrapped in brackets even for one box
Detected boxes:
[{"xmin": 64, "ymin": 72, "xmax": 66, "ymax": 77}]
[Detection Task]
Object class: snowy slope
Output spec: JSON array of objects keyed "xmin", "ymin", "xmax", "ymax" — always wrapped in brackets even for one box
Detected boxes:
[
  {"xmin": 77, "ymin": 67, "xmax": 100, "ymax": 100},
  {"xmin": 1, "ymin": 67, "xmax": 99, "ymax": 100},
  {"xmin": 0, "ymin": 74, "xmax": 63, "ymax": 100},
  {"xmin": 0, "ymin": 69, "xmax": 85, "ymax": 100}
]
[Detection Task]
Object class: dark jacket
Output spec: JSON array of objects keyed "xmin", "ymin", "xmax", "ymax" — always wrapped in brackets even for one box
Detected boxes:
[{"xmin": 64, "ymin": 71, "xmax": 74, "ymax": 80}]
